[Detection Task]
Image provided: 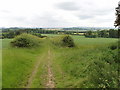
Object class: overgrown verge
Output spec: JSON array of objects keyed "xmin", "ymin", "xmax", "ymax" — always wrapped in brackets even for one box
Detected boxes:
[
  {"xmin": 54, "ymin": 41, "xmax": 119, "ymax": 88},
  {"xmin": 11, "ymin": 33, "xmax": 41, "ymax": 48},
  {"xmin": 82, "ymin": 47, "xmax": 119, "ymax": 88}
]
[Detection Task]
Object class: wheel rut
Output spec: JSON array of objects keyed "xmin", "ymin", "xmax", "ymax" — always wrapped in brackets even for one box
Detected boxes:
[
  {"xmin": 46, "ymin": 50, "xmax": 55, "ymax": 88},
  {"xmin": 25, "ymin": 49, "xmax": 55, "ymax": 88},
  {"xmin": 25, "ymin": 54, "xmax": 43, "ymax": 88}
]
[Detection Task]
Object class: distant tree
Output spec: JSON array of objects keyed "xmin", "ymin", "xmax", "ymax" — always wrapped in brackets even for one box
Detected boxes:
[
  {"xmin": 15, "ymin": 31, "xmax": 21, "ymax": 35},
  {"xmin": 84, "ymin": 31, "xmax": 97, "ymax": 38},
  {"xmin": 7, "ymin": 31, "xmax": 15, "ymax": 38},
  {"xmin": 99, "ymin": 30, "xmax": 109, "ymax": 38},
  {"xmin": 109, "ymin": 29, "xmax": 118, "ymax": 38},
  {"xmin": 87, "ymin": 31, "xmax": 92, "ymax": 36}
]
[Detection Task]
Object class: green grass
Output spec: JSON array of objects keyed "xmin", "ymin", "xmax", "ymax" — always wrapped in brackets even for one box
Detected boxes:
[
  {"xmin": 41, "ymin": 34, "xmax": 61, "ymax": 37},
  {"xmin": 2, "ymin": 39, "xmax": 46, "ymax": 88},
  {"xmin": 49, "ymin": 35, "xmax": 118, "ymax": 88},
  {"xmin": 51, "ymin": 46, "xmax": 119, "ymax": 88},
  {"xmin": 0, "ymin": 39, "xmax": 2, "ymax": 89},
  {"xmin": 42, "ymin": 34, "xmax": 118, "ymax": 46},
  {"xmin": 2, "ymin": 35, "xmax": 119, "ymax": 88},
  {"xmin": 71, "ymin": 35, "xmax": 118, "ymax": 45},
  {"xmin": 1, "ymin": 39, "xmax": 12, "ymax": 49}
]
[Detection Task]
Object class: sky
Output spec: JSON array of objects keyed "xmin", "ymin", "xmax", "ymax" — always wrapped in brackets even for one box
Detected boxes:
[{"xmin": 0, "ymin": 0, "xmax": 119, "ymax": 28}]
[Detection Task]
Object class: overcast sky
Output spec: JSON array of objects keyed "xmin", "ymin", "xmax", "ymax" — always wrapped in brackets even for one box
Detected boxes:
[{"xmin": 0, "ymin": 0, "xmax": 119, "ymax": 28}]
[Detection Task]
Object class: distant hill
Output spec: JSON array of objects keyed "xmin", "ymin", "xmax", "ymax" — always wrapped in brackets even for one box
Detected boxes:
[{"xmin": 62, "ymin": 27, "xmax": 115, "ymax": 31}]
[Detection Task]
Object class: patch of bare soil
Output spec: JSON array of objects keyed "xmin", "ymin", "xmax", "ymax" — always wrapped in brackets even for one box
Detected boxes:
[{"xmin": 46, "ymin": 50, "xmax": 55, "ymax": 88}]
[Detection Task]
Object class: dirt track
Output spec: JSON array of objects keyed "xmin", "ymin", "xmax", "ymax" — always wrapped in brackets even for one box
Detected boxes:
[{"xmin": 25, "ymin": 49, "xmax": 55, "ymax": 88}]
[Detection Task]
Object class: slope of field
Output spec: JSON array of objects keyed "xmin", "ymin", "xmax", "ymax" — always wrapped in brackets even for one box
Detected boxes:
[
  {"xmin": 0, "ymin": 39, "xmax": 2, "ymax": 89},
  {"xmin": 2, "ymin": 39, "xmax": 47, "ymax": 88},
  {"xmin": 2, "ymin": 35, "xmax": 118, "ymax": 88}
]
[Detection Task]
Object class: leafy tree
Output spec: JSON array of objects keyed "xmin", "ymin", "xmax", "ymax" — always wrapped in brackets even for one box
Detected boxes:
[
  {"xmin": 100, "ymin": 30, "xmax": 109, "ymax": 38},
  {"xmin": 84, "ymin": 31, "xmax": 97, "ymax": 38},
  {"xmin": 114, "ymin": 2, "xmax": 120, "ymax": 28},
  {"xmin": 109, "ymin": 29, "xmax": 118, "ymax": 38},
  {"xmin": 7, "ymin": 31, "xmax": 15, "ymax": 38},
  {"xmin": 15, "ymin": 31, "xmax": 21, "ymax": 35}
]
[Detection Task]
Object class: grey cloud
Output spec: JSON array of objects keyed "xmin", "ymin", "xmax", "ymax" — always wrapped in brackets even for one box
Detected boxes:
[
  {"xmin": 78, "ymin": 7, "xmax": 113, "ymax": 16},
  {"xmin": 75, "ymin": 7, "xmax": 113, "ymax": 20},
  {"xmin": 0, "ymin": 10, "xmax": 11, "ymax": 13},
  {"xmin": 77, "ymin": 14, "xmax": 95, "ymax": 20},
  {"xmin": 13, "ymin": 17, "xmax": 27, "ymax": 22},
  {"xmin": 26, "ymin": 13, "xmax": 70, "ymax": 27},
  {"xmin": 31, "ymin": 14, "xmax": 59, "ymax": 24},
  {"xmin": 56, "ymin": 2, "xmax": 79, "ymax": 11},
  {"xmin": 93, "ymin": 8, "xmax": 113, "ymax": 16},
  {"xmin": 95, "ymin": 18, "xmax": 113, "ymax": 23}
]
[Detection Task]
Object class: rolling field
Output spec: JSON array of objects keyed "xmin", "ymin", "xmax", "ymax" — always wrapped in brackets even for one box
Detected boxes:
[
  {"xmin": 0, "ymin": 59, "xmax": 1, "ymax": 89},
  {"xmin": 2, "ymin": 35, "xmax": 119, "ymax": 88}
]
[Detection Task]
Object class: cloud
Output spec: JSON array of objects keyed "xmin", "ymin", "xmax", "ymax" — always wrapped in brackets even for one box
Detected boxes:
[
  {"xmin": 20, "ymin": 13, "xmax": 71, "ymax": 27},
  {"xmin": 56, "ymin": 1, "xmax": 79, "ymax": 11},
  {"xmin": 13, "ymin": 16, "xmax": 27, "ymax": 22},
  {"xmin": 0, "ymin": 10, "xmax": 11, "ymax": 13},
  {"xmin": 0, "ymin": 0, "xmax": 119, "ymax": 27},
  {"xmin": 77, "ymin": 15, "xmax": 95, "ymax": 20},
  {"xmin": 93, "ymin": 8, "xmax": 113, "ymax": 16}
]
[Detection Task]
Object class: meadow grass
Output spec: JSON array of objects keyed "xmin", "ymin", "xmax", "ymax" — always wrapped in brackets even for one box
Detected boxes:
[
  {"xmin": 42, "ymin": 34, "xmax": 118, "ymax": 46},
  {"xmin": 1, "ymin": 39, "xmax": 12, "ymax": 49},
  {"xmin": 2, "ymin": 39, "xmax": 46, "ymax": 88},
  {"xmin": 41, "ymin": 34, "xmax": 61, "ymax": 37},
  {"xmin": 71, "ymin": 35, "xmax": 118, "ymax": 46},
  {"xmin": 0, "ymin": 53, "xmax": 1, "ymax": 89},
  {"xmin": 50, "ymin": 35, "xmax": 118, "ymax": 88},
  {"xmin": 2, "ymin": 34, "xmax": 119, "ymax": 88}
]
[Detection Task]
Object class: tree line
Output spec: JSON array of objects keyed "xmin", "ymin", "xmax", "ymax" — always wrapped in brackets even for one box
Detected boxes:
[
  {"xmin": 84, "ymin": 29, "xmax": 119, "ymax": 38},
  {"xmin": 1, "ymin": 28, "xmax": 85, "ymax": 39},
  {"xmin": 1, "ymin": 28, "xmax": 119, "ymax": 39}
]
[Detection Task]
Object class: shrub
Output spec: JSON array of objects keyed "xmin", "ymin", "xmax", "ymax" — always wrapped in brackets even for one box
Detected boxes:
[
  {"xmin": 62, "ymin": 35, "xmax": 75, "ymax": 47},
  {"xmin": 31, "ymin": 33, "xmax": 41, "ymax": 37},
  {"xmin": 109, "ymin": 41, "xmax": 119, "ymax": 50},
  {"xmin": 109, "ymin": 44, "xmax": 118, "ymax": 50},
  {"xmin": 52, "ymin": 35, "xmax": 75, "ymax": 47},
  {"xmin": 81, "ymin": 46, "xmax": 119, "ymax": 88},
  {"xmin": 11, "ymin": 33, "xmax": 41, "ymax": 48}
]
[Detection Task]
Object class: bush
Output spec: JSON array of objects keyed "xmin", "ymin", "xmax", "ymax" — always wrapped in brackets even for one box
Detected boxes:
[
  {"xmin": 62, "ymin": 35, "xmax": 75, "ymax": 47},
  {"xmin": 31, "ymin": 33, "xmax": 41, "ymax": 37},
  {"xmin": 11, "ymin": 33, "xmax": 41, "ymax": 47},
  {"xmin": 81, "ymin": 46, "xmax": 119, "ymax": 88},
  {"xmin": 52, "ymin": 35, "xmax": 75, "ymax": 47},
  {"xmin": 109, "ymin": 41, "xmax": 119, "ymax": 50},
  {"xmin": 109, "ymin": 44, "xmax": 118, "ymax": 50}
]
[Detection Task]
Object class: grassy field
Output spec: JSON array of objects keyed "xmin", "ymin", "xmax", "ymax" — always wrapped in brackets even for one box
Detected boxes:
[
  {"xmin": 2, "ymin": 34, "xmax": 119, "ymax": 88},
  {"xmin": 0, "ymin": 55, "xmax": 1, "ymax": 89},
  {"xmin": 2, "ymin": 39, "xmax": 46, "ymax": 88}
]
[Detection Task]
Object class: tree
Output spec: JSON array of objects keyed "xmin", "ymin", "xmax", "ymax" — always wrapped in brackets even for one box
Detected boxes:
[
  {"xmin": 114, "ymin": 1, "xmax": 120, "ymax": 28},
  {"xmin": 109, "ymin": 29, "xmax": 118, "ymax": 38},
  {"xmin": 15, "ymin": 31, "xmax": 21, "ymax": 35},
  {"xmin": 7, "ymin": 31, "xmax": 15, "ymax": 38},
  {"xmin": 99, "ymin": 30, "xmax": 109, "ymax": 38},
  {"xmin": 84, "ymin": 31, "xmax": 97, "ymax": 38}
]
